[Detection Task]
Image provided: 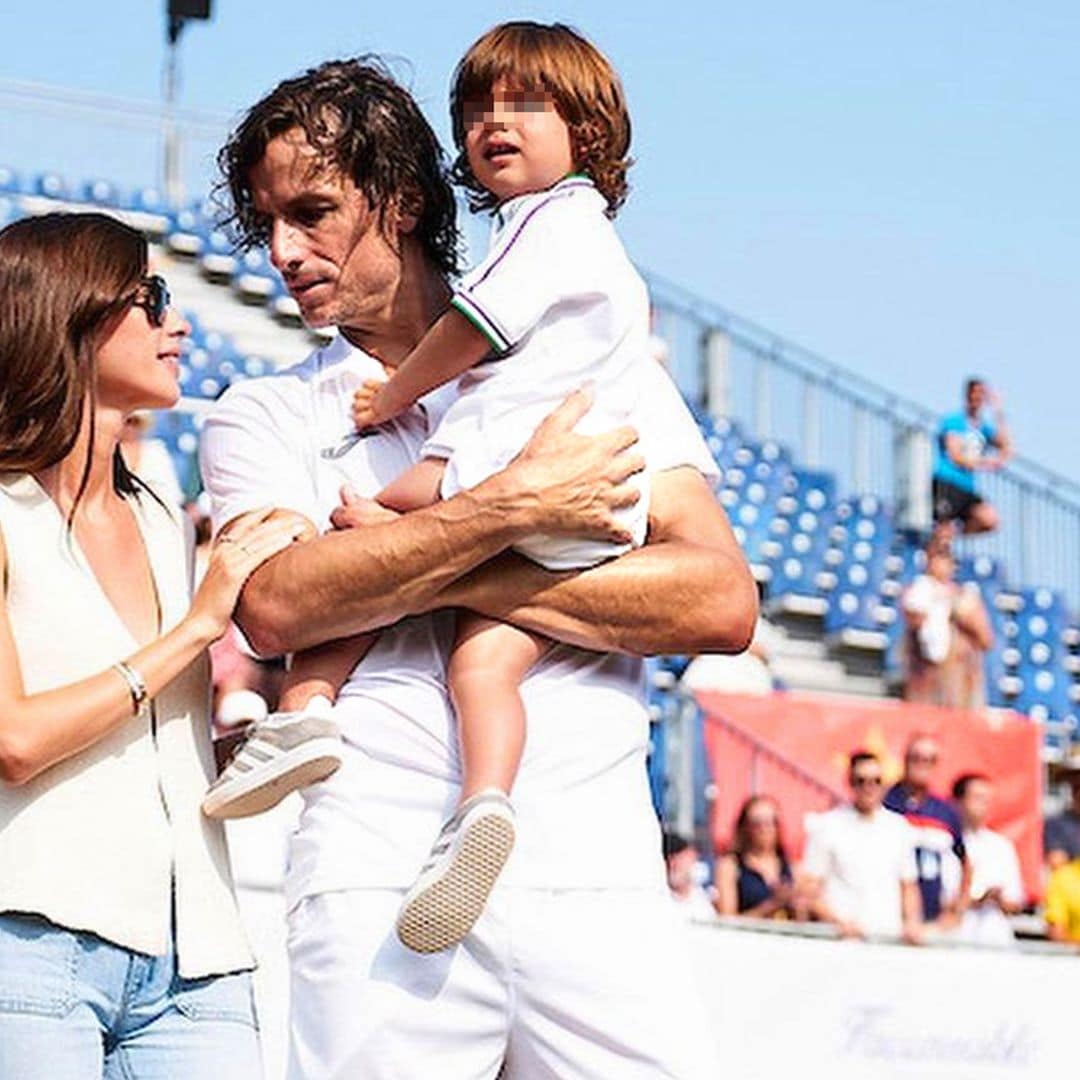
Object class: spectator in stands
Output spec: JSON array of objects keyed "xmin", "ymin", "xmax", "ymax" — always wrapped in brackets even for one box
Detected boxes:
[
  {"xmin": 715, "ymin": 795, "xmax": 805, "ymax": 920},
  {"xmin": 932, "ymin": 377, "xmax": 1011, "ymax": 539},
  {"xmin": 119, "ymin": 409, "xmax": 184, "ymax": 506},
  {"xmin": 0, "ymin": 212, "xmax": 301, "ymax": 1074},
  {"xmin": 1045, "ymin": 852, "xmax": 1080, "ymax": 945},
  {"xmin": 951, "ymin": 773, "xmax": 1024, "ymax": 946},
  {"xmin": 1044, "ymin": 768, "xmax": 1080, "ymax": 870},
  {"xmin": 885, "ymin": 734, "xmax": 971, "ymax": 928},
  {"xmin": 901, "ymin": 540, "xmax": 993, "ymax": 709},
  {"xmin": 663, "ymin": 832, "xmax": 715, "ymax": 920},
  {"xmin": 802, "ymin": 752, "xmax": 923, "ymax": 942}
]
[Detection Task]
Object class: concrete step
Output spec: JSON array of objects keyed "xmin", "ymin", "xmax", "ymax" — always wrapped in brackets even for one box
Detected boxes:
[{"xmin": 769, "ymin": 635, "xmax": 830, "ymax": 662}]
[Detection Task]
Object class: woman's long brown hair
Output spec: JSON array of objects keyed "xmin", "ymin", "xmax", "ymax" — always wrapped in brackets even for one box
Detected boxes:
[{"xmin": 0, "ymin": 212, "xmax": 149, "ymax": 513}]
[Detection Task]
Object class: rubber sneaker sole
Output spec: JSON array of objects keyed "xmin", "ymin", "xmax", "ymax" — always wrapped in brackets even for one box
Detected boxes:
[
  {"xmin": 201, "ymin": 738, "xmax": 343, "ymax": 820},
  {"xmin": 396, "ymin": 813, "xmax": 515, "ymax": 954}
]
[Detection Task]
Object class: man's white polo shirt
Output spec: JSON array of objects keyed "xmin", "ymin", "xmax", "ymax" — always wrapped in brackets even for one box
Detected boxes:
[
  {"xmin": 803, "ymin": 804, "xmax": 918, "ymax": 937},
  {"xmin": 201, "ymin": 333, "xmax": 717, "ymax": 909}
]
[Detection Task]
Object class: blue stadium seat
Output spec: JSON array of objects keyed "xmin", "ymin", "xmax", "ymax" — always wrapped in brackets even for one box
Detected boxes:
[
  {"xmin": 80, "ymin": 178, "xmax": 121, "ymax": 208},
  {"xmin": 33, "ymin": 171, "xmax": 69, "ymax": 200},
  {"xmin": 0, "ymin": 166, "xmax": 24, "ymax": 194},
  {"xmin": 232, "ymin": 248, "xmax": 277, "ymax": 302},
  {"xmin": 200, "ymin": 228, "xmax": 238, "ymax": 280}
]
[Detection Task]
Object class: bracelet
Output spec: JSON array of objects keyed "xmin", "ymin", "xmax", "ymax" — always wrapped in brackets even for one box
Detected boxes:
[{"xmin": 113, "ymin": 661, "xmax": 149, "ymax": 716}]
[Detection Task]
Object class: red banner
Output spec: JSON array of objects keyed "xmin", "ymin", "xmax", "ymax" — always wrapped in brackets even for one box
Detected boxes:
[{"xmin": 698, "ymin": 690, "xmax": 1044, "ymax": 901}]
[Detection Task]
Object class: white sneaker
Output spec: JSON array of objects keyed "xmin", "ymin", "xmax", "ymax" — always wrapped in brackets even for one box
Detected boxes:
[
  {"xmin": 396, "ymin": 789, "xmax": 516, "ymax": 954},
  {"xmin": 201, "ymin": 696, "xmax": 342, "ymax": 820}
]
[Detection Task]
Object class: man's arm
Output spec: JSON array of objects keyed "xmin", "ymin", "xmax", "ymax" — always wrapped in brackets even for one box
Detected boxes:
[
  {"xmin": 435, "ymin": 466, "xmax": 758, "ymax": 656},
  {"xmin": 231, "ymin": 391, "xmax": 645, "ymax": 655}
]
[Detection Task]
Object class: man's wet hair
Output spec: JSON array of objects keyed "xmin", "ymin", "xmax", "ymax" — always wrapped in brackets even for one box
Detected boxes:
[{"xmin": 217, "ymin": 57, "xmax": 460, "ymax": 276}]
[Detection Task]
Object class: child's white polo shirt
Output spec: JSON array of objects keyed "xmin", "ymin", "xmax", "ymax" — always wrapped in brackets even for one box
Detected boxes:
[{"xmin": 429, "ymin": 176, "xmax": 690, "ymax": 570}]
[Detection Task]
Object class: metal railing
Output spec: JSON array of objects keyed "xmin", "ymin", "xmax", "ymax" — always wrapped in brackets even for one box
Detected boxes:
[{"xmin": 646, "ymin": 269, "xmax": 1080, "ymax": 611}]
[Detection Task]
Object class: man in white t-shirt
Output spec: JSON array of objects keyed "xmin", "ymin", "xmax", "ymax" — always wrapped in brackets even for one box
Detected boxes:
[
  {"xmin": 202, "ymin": 59, "xmax": 756, "ymax": 1079},
  {"xmin": 950, "ymin": 773, "xmax": 1024, "ymax": 946},
  {"xmin": 802, "ymin": 751, "xmax": 922, "ymax": 942}
]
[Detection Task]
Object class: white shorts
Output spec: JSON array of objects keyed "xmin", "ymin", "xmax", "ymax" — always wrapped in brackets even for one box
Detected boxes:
[{"xmin": 287, "ymin": 886, "xmax": 720, "ymax": 1079}]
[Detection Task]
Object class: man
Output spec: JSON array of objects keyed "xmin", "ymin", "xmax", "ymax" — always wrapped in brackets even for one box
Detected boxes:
[
  {"xmin": 802, "ymin": 752, "xmax": 922, "ymax": 942},
  {"xmin": 201, "ymin": 59, "xmax": 756, "ymax": 1078},
  {"xmin": 932, "ymin": 377, "xmax": 1011, "ymax": 538},
  {"xmin": 951, "ymin": 773, "xmax": 1024, "ymax": 946},
  {"xmin": 884, "ymin": 733, "xmax": 971, "ymax": 927},
  {"xmin": 1044, "ymin": 769, "xmax": 1080, "ymax": 870}
]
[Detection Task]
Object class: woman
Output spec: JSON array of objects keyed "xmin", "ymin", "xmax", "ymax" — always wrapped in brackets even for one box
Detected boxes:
[
  {"xmin": 714, "ymin": 795, "xmax": 802, "ymax": 919},
  {"xmin": 0, "ymin": 212, "xmax": 301, "ymax": 1078}
]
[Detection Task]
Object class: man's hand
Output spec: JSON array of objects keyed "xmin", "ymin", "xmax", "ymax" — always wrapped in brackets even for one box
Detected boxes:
[{"xmin": 500, "ymin": 387, "xmax": 645, "ymax": 544}]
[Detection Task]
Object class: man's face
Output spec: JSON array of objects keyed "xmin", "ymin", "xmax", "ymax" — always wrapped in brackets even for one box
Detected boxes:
[
  {"xmin": 960, "ymin": 779, "xmax": 993, "ymax": 829},
  {"xmin": 248, "ymin": 129, "xmax": 407, "ymax": 330},
  {"xmin": 905, "ymin": 737, "xmax": 939, "ymax": 790},
  {"xmin": 966, "ymin": 381, "xmax": 987, "ymax": 413},
  {"xmin": 850, "ymin": 761, "xmax": 885, "ymax": 813}
]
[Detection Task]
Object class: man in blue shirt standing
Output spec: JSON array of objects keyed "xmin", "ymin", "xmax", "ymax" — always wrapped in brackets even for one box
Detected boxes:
[
  {"xmin": 932, "ymin": 377, "xmax": 1012, "ymax": 538},
  {"xmin": 885, "ymin": 734, "xmax": 972, "ymax": 926}
]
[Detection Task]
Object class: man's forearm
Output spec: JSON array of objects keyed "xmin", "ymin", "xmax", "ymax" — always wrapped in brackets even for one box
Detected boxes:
[
  {"xmin": 439, "ymin": 541, "xmax": 757, "ymax": 657},
  {"xmin": 236, "ymin": 482, "xmax": 526, "ymax": 654}
]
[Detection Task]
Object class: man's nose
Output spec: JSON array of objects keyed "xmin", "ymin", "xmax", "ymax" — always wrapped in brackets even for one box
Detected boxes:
[{"xmin": 269, "ymin": 220, "xmax": 303, "ymax": 272}]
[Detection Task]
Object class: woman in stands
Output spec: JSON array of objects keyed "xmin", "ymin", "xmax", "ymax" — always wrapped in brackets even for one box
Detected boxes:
[
  {"xmin": 0, "ymin": 212, "xmax": 301, "ymax": 1078},
  {"xmin": 715, "ymin": 794, "xmax": 807, "ymax": 920}
]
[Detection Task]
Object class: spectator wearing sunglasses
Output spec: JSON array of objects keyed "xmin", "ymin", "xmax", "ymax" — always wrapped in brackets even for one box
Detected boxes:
[
  {"xmin": 884, "ymin": 734, "xmax": 971, "ymax": 928},
  {"xmin": 802, "ymin": 752, "xmax": 923, "ymax": 942}
]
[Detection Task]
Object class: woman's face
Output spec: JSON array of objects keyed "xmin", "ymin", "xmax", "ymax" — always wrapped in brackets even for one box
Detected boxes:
[{"xmin": 94, "ymin": 277, "xmax": 189, "ymax": 414}]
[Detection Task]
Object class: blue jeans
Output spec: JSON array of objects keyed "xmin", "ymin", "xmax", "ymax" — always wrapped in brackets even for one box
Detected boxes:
[{"xmin": 0, "ymin": 912, "xmax": 260, "ymax": 1079}]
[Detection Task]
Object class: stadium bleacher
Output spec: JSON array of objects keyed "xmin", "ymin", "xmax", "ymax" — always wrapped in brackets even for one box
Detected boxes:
[{"xmin": 4, "ymin": 164, "xmax": 1079, "ymax": 755}]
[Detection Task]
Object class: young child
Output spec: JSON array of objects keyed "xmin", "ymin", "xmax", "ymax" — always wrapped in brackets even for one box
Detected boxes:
[{"xmin": 204, "ymin": 21, "xmax": 664, "ymax": 954}]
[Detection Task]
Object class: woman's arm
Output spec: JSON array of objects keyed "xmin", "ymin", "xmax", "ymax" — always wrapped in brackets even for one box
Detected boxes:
[{"xmin": 0, "ymin": 509, "xmax": 300, "ymax": 785}]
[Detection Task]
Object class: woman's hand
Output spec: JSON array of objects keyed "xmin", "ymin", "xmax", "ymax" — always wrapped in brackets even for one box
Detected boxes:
[
  {"xmin": 188, "ymin": 508, "xmax": 307, "ymax": 641},
  {"xmin": 496, "ymin": 387, "xmax": 645, "ymax": 543}
]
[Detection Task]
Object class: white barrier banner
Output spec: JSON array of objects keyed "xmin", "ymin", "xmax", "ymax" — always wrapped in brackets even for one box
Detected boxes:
[{"xmin": 689, "ymin": 922, "xmax": 1075, "ymax": 1078}]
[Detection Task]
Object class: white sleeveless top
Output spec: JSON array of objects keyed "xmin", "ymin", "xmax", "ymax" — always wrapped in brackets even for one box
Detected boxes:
[{"xmin": 0, "ymin": 473, "xmax": 251, "ymax": 978}]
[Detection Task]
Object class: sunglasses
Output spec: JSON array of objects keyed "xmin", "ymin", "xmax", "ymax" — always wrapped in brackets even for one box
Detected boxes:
[
  {"xmin": 852, "ymin": 775, "xmax": 883, "ymax": 788},
  {"xmin": 128, "ymin": 274, "xmax": 171, "ymax": 328}
]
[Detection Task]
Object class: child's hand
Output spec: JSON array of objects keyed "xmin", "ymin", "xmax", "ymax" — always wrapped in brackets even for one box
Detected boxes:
[{"xmin": 352, "ymin": 378, "xmax": 393, "ymax": 430}]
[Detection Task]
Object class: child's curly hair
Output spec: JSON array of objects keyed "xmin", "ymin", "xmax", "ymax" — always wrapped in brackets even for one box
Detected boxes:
[{"xmin": 450, "ymin": 22, "xmax": 632, "ymax": 218}]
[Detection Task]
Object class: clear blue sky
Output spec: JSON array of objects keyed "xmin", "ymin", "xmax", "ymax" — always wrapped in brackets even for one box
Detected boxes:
[{"xmin": 2, "ymin": 1, "xmax": 1078, "ymax": 482}]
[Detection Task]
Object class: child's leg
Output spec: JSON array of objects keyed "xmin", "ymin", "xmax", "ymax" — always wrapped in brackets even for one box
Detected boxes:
[
  {"xmin": 448, "ymin": 614, "xmax": 550, "ymax": 801},
  {"xmin": 279, "ymin": 633, "xmax": 377, "ymax": 712}
]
